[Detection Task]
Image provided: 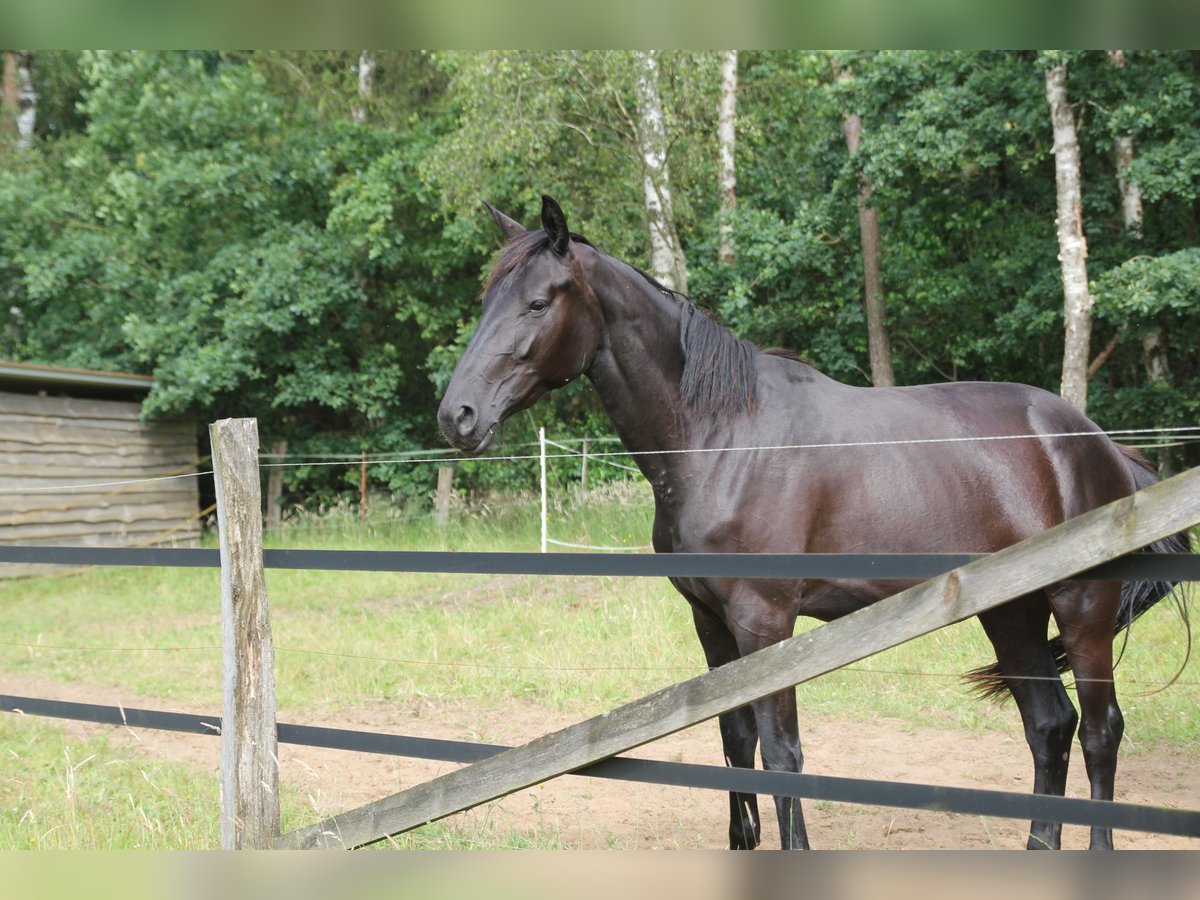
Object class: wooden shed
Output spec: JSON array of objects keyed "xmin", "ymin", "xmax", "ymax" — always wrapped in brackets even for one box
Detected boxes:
[{"xmin": 1, "ymin": 361, "xmax": 201, "ymax": 574}]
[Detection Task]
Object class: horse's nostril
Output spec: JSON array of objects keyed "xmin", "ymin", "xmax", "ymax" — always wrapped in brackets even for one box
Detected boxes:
[{"xmin": 454, "ymin": 405, "xmax": 477, "ymax": 435}]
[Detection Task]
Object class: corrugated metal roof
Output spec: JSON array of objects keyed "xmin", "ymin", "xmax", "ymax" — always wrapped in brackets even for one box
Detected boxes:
[{"xmin": 0, "ymin": 360, "xmax": 155, "ymax": 393}]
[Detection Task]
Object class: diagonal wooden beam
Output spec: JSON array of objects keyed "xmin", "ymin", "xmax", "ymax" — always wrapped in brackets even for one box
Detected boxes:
[{"xmin": 278, "ymin": 466, "xmax": 1200, "ymax": 850}]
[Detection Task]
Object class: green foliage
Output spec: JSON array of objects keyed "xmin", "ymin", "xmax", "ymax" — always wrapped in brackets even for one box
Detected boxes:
[
  {"xmin": 3, "ymin": 50, "xmax": 1200, "ymax": 503},
  {"xmin": 421, "ymin": 51, "xmax": 720, "ymax": 259},
  {"xmin": 1, "ymin": 51, "xmax": 478, "ymax": 504},
  {"xmin": 1090, "ymin": 248, "xmax": 1200, "ymax": 430},
  {"xmin": 1095, "ymin": 247, "xmax": 1200, "ymax": 321}
]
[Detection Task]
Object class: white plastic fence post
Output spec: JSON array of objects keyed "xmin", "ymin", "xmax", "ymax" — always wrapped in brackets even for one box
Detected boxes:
[
  {"xmin": 539, "ymin": 427, "xmax": 548, "ymax": 553},
  {"xmin": 581, "ymin": 436, "xmax": 589, "ymax": 493}
]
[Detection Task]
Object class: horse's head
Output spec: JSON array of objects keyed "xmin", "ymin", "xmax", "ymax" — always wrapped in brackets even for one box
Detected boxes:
[{"xmin": 438, "ymin": 195, "xmax": 604, "ymax": 452}]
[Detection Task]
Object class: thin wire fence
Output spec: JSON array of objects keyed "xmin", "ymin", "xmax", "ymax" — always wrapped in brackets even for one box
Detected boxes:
[
  {"xmin": 2, "ymin": 638, "xmax": 1194, "ymax": 691},
  {"xmin": 6, "ymin": 422, "xmax": 1200, "ymax": 552},
  {"xmin": 7, "ymin": 423, "xmax": 1200, "ymax": 494}
]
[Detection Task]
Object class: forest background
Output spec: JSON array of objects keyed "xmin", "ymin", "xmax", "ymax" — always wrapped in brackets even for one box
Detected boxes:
[{"xmin": 2, "ymin": 50, "xmax": 1198, "ymax": 506}]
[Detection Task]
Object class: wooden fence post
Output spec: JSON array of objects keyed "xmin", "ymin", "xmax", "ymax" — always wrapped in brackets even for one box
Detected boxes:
[
  {"xmin": 434, "ymin": 466, "xmax": 454, "ymax": 526},
  {"xmin": 265, "ymin": 439, "xmax": 287, "ymax": 531},
  {"xmin": 210, "ymin": 417, "xmax": 279, "ymax": 849}
]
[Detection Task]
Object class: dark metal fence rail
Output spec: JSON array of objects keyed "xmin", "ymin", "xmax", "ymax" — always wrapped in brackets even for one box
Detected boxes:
[
  {"xmin": 3, "ymin": 545, "xmax": 1200, "ymax": 581},
  {"xmin": 4, "ymin": 693, "xmax": 1197, "ymax": 839}
]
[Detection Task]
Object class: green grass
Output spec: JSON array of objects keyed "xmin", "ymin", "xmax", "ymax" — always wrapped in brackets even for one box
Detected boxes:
[
  {"xmin": 0, "ymin": 715, "xmax": 578, "ymax": 849},
  {"xmin": 1, "ymin": 485, "xmax": 1196, "ymax": 848},
  {"xmin": 0, "ymin": 717, "xmax": 218, "ymax": 850}
]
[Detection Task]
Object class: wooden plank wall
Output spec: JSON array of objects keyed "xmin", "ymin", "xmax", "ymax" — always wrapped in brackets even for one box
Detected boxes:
[{"xmin": 0, "ymin": 390, "xmax": 200, "ymax": 576}]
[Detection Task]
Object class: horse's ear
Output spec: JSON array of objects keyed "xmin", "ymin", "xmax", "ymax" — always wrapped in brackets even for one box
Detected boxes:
[
  {"xmin": 541, "ymin": 195, "xmax": 570, "ymax": 256},
  {"xmin": 483, "ymin": 201, "xmax": 527, "ymax": 242}
]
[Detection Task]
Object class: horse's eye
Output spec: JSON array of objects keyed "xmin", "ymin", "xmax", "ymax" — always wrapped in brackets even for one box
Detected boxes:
[{"xmin": 528, "ymin": 299, "xmax": 548, "ymax": 313}]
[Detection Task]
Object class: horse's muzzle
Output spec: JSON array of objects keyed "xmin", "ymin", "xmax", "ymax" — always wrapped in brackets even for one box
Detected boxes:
[{"xmin": 438, "ymin": 400, "xmax": 495, "ymax": 453}]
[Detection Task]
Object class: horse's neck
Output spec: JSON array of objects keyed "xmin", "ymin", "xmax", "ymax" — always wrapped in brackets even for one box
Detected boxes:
[{"xmin": 582, "ymin": 258, "xmax": 693, "ymax": 480}]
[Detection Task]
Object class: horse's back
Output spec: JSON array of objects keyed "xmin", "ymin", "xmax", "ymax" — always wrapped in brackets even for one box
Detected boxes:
[{"xmin": 680, "ymin": 361, "xmax": 1136, "ymax": 559}]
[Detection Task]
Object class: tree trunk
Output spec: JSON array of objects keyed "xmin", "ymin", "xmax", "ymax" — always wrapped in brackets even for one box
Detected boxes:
[
  {"xmin": 834, "ymin": 61, "xmax": 895, "ymax": 387},
  {"xmin": 265, "ymin": 440, "xmax": 287, "ymax": 530},
  {"xmin": 1142, "ymin": 329, "xmax": 1169, "ymax": 382},
  {"xmin": 633, "ymin": 50, "xmax": 688, "ymax": 295},
  {"xmin": 353, "ymin": 50, "xmax": 375, "ymax": 124},
  {"xmin": 3, "ymin": 51, "xmax": 35, "ymax": 149},
  {"xmin": 1141, "ymin": 328, "xmax": 1176, "ymax": 474},
  {"xmin": 718, "ymin": 50, "xmax": 737, "ymax": 265},
  {"xmin": 1045, "ymin": 63, "xmax": 1092, "ymax": 414},
  {"xmin": 1108, "ymin": 51, "xmax": 1143, "ymax": 236},
  {"xmin": 1111, "ymin": 52, "xmax": 1175, "ymax": 475},
  {"xmin": 1114, "ymin": 133, "xmax": 1142, "ymax": 234},
  {"xmin": 2, "ymin": 53, "xmax": 17, "ymax": 114}
]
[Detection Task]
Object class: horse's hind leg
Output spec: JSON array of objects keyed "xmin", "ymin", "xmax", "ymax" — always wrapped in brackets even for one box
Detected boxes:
[
  {"xmin": 979, "ymin": 597, "xmax": 1078, "ymax": 850},
  {"xmin": 689, "ymin": 602, "xmax": 762, "ymax": 849},
  {"xmin": 1051, "ymin": 581, "xmax": 1124, "ymax": 850}
]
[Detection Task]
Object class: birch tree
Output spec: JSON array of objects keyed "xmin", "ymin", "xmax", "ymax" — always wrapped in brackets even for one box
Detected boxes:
[
  {"xmin": 1045, "ymin": 59, "xmax": 1092, "ymax": 413},
  {"xmin": 633, "ymin": 50, "xmax": 688, "ymax": 294},
  {"xmin": 2, "ymin": 51, "xmax": 36, "ymax": 149},
  {"xmin": 1108, "ymin": 51, "xmax": 1143, "ymax": 237},
  {"xmin": 352, "ymin": 50, "xmax": 375, "ymax": 124},
  {"xmin": 718, "ymin": 50, "xmax": 737, "ymax": 264},
  {"xmin": 832, "ymin": 57, "xmax": 895, "ymax": 387},
  {"xmin": 1107, "ymin": 51, "xmax": 1168, "ymax": 388}
]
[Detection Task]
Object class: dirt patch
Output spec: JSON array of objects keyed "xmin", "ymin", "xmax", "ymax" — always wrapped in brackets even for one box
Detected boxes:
[{"xmin": 4, "ymin": 672, "xmax": 1197, "ymax": 850}]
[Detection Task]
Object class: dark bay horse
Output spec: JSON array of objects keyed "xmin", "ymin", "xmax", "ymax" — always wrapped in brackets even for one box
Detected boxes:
[{"xmin": 437, "ymin": 195, "xmax": 1189, "ymax": 850}]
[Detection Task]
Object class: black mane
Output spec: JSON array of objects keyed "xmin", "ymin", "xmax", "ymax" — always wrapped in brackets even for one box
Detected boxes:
[
  {"xmin": 601, "ymin": 248, "xmax": 760, "ymax": 417},
  {"xmin": 678, "ymin": 303, "xmax": 759, "ymax": 416}
]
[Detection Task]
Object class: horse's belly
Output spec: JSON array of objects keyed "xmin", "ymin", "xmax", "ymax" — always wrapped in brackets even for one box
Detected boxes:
[{"xmin": 800, "ymin": 577, "xmax": 915, "ymax": 621}]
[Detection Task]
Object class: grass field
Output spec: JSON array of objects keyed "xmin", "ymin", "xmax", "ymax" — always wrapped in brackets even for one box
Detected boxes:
[{"xmin": 1, "ymin": 482, "xmax": 1196, "ymax": 848}]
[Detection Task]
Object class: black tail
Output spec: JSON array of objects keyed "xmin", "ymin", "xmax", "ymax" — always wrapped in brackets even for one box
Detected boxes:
[{"xmin": 968, "ymin": 445, "xmax": 1193, "ymax": 701}]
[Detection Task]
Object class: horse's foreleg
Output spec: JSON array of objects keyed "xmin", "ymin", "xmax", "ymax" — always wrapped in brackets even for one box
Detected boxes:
[
  {"xmin": 748, "ymin": 686, "xmax": 809, "ymax": 850},
  {"xmin": 718, "ymin": 706, "xmax": 763, "ymax": 849},
  {"xmin": 730, "ymin": 607, "xmax": 809, "ymax": 850},
  {"xmin": 689, "ymin": 602, "xmax": 762, "ymax": 849}
]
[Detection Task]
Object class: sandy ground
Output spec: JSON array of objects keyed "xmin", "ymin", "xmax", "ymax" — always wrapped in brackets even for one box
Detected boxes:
[{"xmin": 4, "ymin": 672, "xmax": 1197, "ymax": 850}]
